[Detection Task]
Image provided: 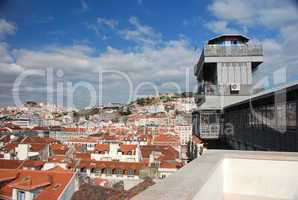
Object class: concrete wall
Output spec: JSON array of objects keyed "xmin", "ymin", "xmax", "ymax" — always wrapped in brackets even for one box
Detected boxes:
[
  {"xmin": 58, "ymin": 172, "xmax": 78, "ymax": 200},
  {"xmin": 132, "ymin": 151, "xmax": 298, "ymax": 200},
  {"xmin": 224, "ymin": 158, "xmax": 298, "ymax": 199},
  {"xmin": 193, "ymin": 161, "xmax": 224, "ymax": 200}
]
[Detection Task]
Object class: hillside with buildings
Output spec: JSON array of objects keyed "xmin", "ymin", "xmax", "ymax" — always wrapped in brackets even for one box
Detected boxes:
[{"xmin": 0, "ymin": 92, "xmax": 204, "ymax": 199}]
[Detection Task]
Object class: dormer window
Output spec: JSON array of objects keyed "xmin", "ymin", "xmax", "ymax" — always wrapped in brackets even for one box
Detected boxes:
[
  {"xmin": 128, "ymin": 169, "xmax": 134, "ymax": 176},
  {"xmin": 17, "ymin": 190, "xmax": 25, "ymax": 200},
  {"xmin": 115, "ymin": 169, "xmax": 123, "ymax": 176},
  {"xmin": 53, "ymin": 183, "xmax": 61, "ymax": 190},
  {"xmin": 231, "ymin": 40, "xmax": 240, "ymax": 45}
]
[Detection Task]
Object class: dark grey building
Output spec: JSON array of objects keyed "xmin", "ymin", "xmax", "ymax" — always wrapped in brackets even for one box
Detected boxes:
[{"xmin": 193, "ymin": 34, "xmax": 263, "ymax": 140}]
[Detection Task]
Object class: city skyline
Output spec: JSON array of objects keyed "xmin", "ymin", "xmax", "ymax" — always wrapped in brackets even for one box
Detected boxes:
[{"xmin": 0, "ymin": 0, "xmax": 297, "ymax": 108}]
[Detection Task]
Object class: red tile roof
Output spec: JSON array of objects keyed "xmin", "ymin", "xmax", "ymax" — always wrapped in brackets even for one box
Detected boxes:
[
  {"xmin": 0, "ymin": 170, "xmax": 18, "ymax": 182},
  {"xmin": 94, "ymin": 144, "xmax": 109, "ymax": 152},
  {"xmin": 22, "ymin": 160, "xmax": 45, "ymax": 168},
  {"xmin": 50, "ymin": 143, "xmax": 68, "ymax": 155},
  {"xmin": 192, "ymin": 135, "xmax": 203, "ymax": 144},
  {"xmin": 48, "ymin": 155, "xmax": 67, "ymax": 163},
  {"xmin": 78, "ymin": 160, "xmax": 146, "ymax": 171},
  {"xmin": 75, "ymin": 152, "xmax": 91, "ymax": 160},
  {"xmin": 159, "ymin": 161, "xmax": 183, "ymax": 169},
  {"xmin": 21, "ymin": 136, "xmax": 57, "ymax": 144},
  {"xmin": 0, "ymin": 135, "xmax": 10, "ymax": 143},
  {"xmin": 0, "ymin": 169, "xmax": 75, "ymax": 200},
  {"xmin": 47, "ymin": 166, "xmax": 67, "ymax": 172},
  {"xmin": 120, "ymin": 144, "xmax": 137, "ymax": 154},
  {"xmin": 140, "ymin": 145, "xmax": 179, "ymax": 161},
  {"xmin": 0, "ymin": 143, "xmax": 17, "ymax": 152},
  {"xmin": 9, "ymin": 173, "xmax": 51, "ymax": 190},
  {"xmin": 0, "ymin": 160, "xmax": 23, "ymax": 169},
  {"xmin": 153, "ymin": 134, "xmax": 179, "ymax": 143},
  {"xmin": 30, "ymin": 143, "xmax": 47, "ymax": 152}
]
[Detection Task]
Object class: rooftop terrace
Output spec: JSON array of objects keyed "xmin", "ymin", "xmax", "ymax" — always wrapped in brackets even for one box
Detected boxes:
[{"xmin": 133, "ymin": 150, "xmax": 298, "ymax": 200}]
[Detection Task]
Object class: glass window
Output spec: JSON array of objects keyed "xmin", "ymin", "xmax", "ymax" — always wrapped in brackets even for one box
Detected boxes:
[
  {"xmin": 128, "ymin": 169, "xmax": 134, "ymax": 176},
  {"xmin": 276, "ymin": 103, "xmax": 287, "ymax": 129},
  {"xmin": 17, "ymin": 191, "xmax": 25, "ymax": 200},
  {"xmin": 93, "ymin": 168, "xmax": 101, "ymax": 174},
  {"xmin": 115, "ymin": 169, "xmax": 123, "ymax": 176},
  {"xmin": 287, "ymin": 102, "xmax": 296, "ymax": 129},
  {"xmin": 105, "ymin": 168, "xmax": 112, "ymax": 175},
  {"xmin": 267, "ymin": 105, "xmax": 275, "ymax": 128}
]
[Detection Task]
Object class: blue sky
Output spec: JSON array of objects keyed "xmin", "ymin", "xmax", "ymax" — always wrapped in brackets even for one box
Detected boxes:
[
  {"xmin": 2, "ymin": 0, "xmax": 212, "ymax": 50},
  {"xmin": 0, "ymin": 0, "xmax": 297, "ymax": 108}
]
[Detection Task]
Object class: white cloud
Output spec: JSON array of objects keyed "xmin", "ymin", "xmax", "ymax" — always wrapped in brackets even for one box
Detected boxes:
[
  {"xmin": 119, "ymin": 16, "xmax": 162, "ymax": 46},
  {"xmin": 0, "ymin": 19, "xmax": 16, "ymax": 39},
  {"xmin": 208, "ymin": 0, "xmax": 297, "ymax": 28},
  {"xmin": 0, "ymin": 43, "xmax": 24, "ymax": 75},
  {"xmin": 0, "ymin": 37, "xmax": 197, "ymax": 106},
  {"xmin": 205, "ymin": 20, "xmax": 244, "ymax": 34},
  {"xmin": 86, "ymin": 18, "xmax": 118, "ymax": 40},
  {"xmin": 12, "ymin": 39, "xmax": 196, "ymax": 79},
  {"xmin": 13, "ymin": 45, "xmax": 94, "ymax": 71},
  {"xmin": 0, "ymin": 16, "xmax": 197, "ymax": 106},
  {"xmin": 97, "ymin": 17, "xmax": 118, "ymax": 29},
  {"xmin": 80, "ymin": 0, "xmax": 88, "ymax": 12},
  {"xmin": 0, "ymin": 42, "xmax": 13, "ymax": 63},
  {"xmin": 207, "ymin": 0, "xmax": 298, "ymax": 88}
]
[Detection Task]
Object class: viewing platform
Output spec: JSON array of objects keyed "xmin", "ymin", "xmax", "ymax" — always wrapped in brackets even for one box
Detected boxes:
[{"xmin": 133, "ymin": 150, "xmax": 298, "ymax": 200}]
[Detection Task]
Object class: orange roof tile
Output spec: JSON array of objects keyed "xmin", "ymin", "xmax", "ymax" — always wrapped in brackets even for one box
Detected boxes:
[
  {"xmin": 9, "ymin": 174, "xmax": 51, "ymax": 190},
  {"xmin": 22, "ymin": 160, "xmax": 45, "ymax": 168},
  {"xmin": 94, "ymin": 144, "xmax": 109, "ymax": 152},
  {"xmin": 0, "ymin": 170, "xmax": 18, "ymax": 182},
  {"xmin": 0, "ymin": 160, "xmax": 23, "ymax": 169},
  {"xmin": 159, "ymin": 161, "xmax": 183, "ymax": 169},
  {"xmin": 75, "ymin": 152, "xmax": 91, "ymax": 160},
  {"xmin": 48, "ymin": 155, "xmax": 66, "ymax": 163},
  {"xmin": 120, "ymin": 144, "xmax": 137, "ymax": 154},
  {"xmin": 0, "ymin": 169, "xmax": 75, "ymax": 200},
  {"xmin": 47, "ymin": 166, "xmax": 67, "ymax": 172},
  {"xmin": 78, "ymin": 160, "xmax": 146, "ymax": 170},
  {"xmin": 21, "ymin": 136, "xmax": 57, "ymax": 144},
  {"xmin": 0, "ymin": 143, "xmax": 17, "ymax": 152},
  {"xmin": 50, "ymin": 143, "xmax": 68, "ymax": 155},
  {"xmin": 30, "ymin": 143, "xmax": 47, "ymax": 152},
  {"xmin": 140, "ymin": 145, "xmax": 179, "ymax": 161}
]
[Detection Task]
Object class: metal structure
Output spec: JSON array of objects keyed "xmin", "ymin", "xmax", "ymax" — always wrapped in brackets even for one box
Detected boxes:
[
  {"xmin": 223, "ymin": 82, "xmax": 298, "ymax": 152},
  {"xmin": 193, "ymin": 34, "xmax": 263, "ymax": 140}
]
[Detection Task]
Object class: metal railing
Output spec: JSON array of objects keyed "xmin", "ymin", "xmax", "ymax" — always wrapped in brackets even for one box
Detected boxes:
[
  {"xmin": 194, "ymin": 44, "xmax": 262, "ymax": 76},
  {"xmin": 204, "ymin": 44, "xmax": 263, "ymax": 57}
]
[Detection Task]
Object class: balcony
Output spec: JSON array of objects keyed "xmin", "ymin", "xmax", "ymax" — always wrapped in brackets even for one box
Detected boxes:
[
  {"xmin": 133, "ymin": 150, "xmax": 298, "ymax": 200},
  {"xmin": 204, "ymin": 44, "xmax": 263, "ymax": 57},
  {"xmin": 194, "ymin": 44, "xmax": 263, "ymax": 76}
]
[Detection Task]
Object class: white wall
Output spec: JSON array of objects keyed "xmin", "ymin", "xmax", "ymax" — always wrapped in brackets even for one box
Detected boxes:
[
  {"xmin": 193, "ymin": 161, "xmax": 224, "ymax": 200},
  {"xmin": 57, "ymin": 172, "xmax": 78, "ymax": 200},
  {"xmin": 224, "ymin": 158, "xmax": 298, "ymax": 199},
  {"xmin": 16, "ymin": 144, "xmax": 29, "ymax": 160}
]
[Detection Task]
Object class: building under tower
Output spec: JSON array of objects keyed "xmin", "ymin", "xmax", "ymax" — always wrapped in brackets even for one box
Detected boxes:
[{"xmin": 193, "ymin": 34, "xmax": 263, "ymax": 144}]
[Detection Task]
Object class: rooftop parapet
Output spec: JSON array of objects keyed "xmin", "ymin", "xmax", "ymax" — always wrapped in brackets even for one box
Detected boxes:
[
  {"xmin": 194, "ymin": 44, "xmax": 263, "ymax": 76},
  {"xmin": 133, "ymin": 150, "xmax": 298, "ymax": 200},
  {"xmin": 204, "ymin": 44, "xmax": 263, "ymax": 57}
]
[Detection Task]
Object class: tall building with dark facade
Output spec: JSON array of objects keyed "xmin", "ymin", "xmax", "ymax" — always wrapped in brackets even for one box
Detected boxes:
[{"xmin": 193, "ymin": 34, "xmax": 263, "ymax": 140}]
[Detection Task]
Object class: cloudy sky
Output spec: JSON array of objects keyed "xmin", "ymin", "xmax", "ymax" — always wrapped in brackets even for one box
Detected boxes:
[{"xmin": 0, "ymin": 0, "xmax": 297, "ymax": 108}]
